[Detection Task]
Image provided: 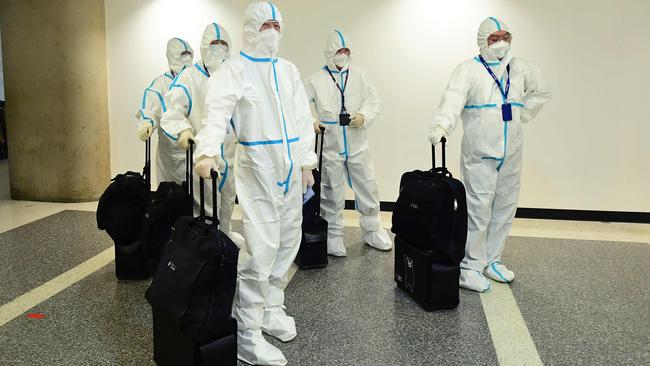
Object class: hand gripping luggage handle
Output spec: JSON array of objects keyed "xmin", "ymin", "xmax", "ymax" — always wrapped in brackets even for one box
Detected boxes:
[{"xmin": 199, "ymin": 169, "xmax": 219, "ymax": 226}]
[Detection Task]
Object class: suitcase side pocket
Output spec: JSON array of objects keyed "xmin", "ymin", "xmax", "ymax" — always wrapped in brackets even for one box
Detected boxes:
[{"xmin": 146, "ymin": 243, "xmax": 206, "ymax": 325}]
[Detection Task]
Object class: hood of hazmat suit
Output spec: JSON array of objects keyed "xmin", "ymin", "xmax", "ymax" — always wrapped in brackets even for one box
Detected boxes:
[
  {"xmin": 477, "ymin": 16, "xmax": 512, "ymax": 79},
  {"xmin": 323, "ymin": 29, "xmax": 351, "ymax": 71},
  {"xmin": 167, "ymin": 37, "xmax": 194, "ymax": 75},
  {"xmin": 200, "ymin": 22, "xmax": 232, "ymax": 75}
]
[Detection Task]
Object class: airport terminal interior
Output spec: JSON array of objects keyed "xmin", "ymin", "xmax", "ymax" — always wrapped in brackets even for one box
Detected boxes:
[{"xmin": 0, "ymin": 0, "xmax": 649, "ymax": 365}]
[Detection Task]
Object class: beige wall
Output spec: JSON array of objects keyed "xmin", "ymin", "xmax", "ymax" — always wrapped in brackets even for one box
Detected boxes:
[
  {"xmin": 105, "ymin": 0, "xmax": 650, "ymax": 213},
  {"xmin": 104, "ymin": 0, "xmax": 244, "ymax": 184},
  {"xmin": 1, "ymin": 0, "xmax": 111, "ymax": 202}
]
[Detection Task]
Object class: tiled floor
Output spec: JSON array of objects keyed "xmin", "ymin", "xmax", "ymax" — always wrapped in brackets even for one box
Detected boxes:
[
  {"xmin": 0, "ymin": 159, "xmax": 649, "ymax": 365},
  {"xmin": 504, "ymin": 236, "xmax": 650, "ymax": 365}
]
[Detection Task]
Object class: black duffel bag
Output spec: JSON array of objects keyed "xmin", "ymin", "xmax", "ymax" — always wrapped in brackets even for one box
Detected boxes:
[
  {"xmin": 146, "ymin": 170, "xmax": 239, "ymax": 343},
  {"xmin": 97, "ymin": 140, "xmax": 152, "ymax": 280},
  {"xmin": 97, "ymin": 171, "xmax": 148, "ymax": 245},
  {"xmin": 391, "ymin": 138, "xmax": 468, "ymax": 266}
]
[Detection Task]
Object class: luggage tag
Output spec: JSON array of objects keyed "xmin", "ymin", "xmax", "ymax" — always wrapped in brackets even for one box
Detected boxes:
[
  {"xmin": 502, "ymin": 103, "xmax": 512, "ymax": 122},
  {"xmin": 303, "ymin": 186, "xmax": 315, "ymax": 204}
]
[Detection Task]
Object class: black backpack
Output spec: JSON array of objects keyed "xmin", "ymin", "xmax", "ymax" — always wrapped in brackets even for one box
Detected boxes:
[
  {"xmin": 141, "ymin": 145, "xmax": 194, "ymax": 268},
  {"xmin": 146, "ymin": 170, "xmax": 239, "ymax": 343},
  {"xmin": 391, "ymin": 139, "xmax": 468, "ymax": 266}
]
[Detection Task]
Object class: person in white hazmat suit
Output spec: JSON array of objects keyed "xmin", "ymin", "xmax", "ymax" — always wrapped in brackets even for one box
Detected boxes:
[
  {"xmin": 159, "ymin": 23, "xmax": 243, "ymax": 245},
  {"xmin": 136, "ymin": 38, "xmax": 193, "ymax": 185},
  {"xmin": 193, "ymin": 2, "xmax": 317, "ymax": 365},
  {"xmin": 429, "ymin": 17, "xmax": 551, "ymax": 292},
  {"xmin": 307, "ymin": 30, "xmax": 392, "ymax": 257}
]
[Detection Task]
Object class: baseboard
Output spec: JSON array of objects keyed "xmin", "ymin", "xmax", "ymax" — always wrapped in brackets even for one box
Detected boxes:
[
  {"xmin": 344, "ymin": 200, "xmax": 650, "ymax": 224},
  {"xmin": 514, "ymin": 208, "xmax": 650, "ymax": 224}
]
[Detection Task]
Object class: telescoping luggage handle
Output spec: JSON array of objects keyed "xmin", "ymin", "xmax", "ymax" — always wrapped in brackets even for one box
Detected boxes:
[
  {"xmin": 186, "ymin": 140, "xmax": 195, "ymax": 199},
  {"xmin": 144, "ymin": 138, "xmax": 152, "ymax": 197},
  {"xmin": 314, "ymin": 126, "xmax": 325, "ymax": 173},
  {"xmin": 431, "ymin": 137, "xmax": 452, "ymax": 177},
  {"xmin": 314, "ymin": 127, "xmax": 325, "ymax": 210},
  {"xmin": 199, "ymin": 169, "xmax": 219, "ymax": 227}
]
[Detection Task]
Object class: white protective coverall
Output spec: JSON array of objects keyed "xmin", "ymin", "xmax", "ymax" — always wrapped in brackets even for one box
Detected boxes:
[
  {"xmin": 159, "ymin": 24, "xmax": 239, "ymax": 236},
  {"xmin": 306, "ymin": 30, "xmax": 392, "ymax": 257},
  {"xmin": 430, "ymin": 17, "xmax": 551, "ymax": 292},
  {"xmin": 193, "ymin": 3, "xmax": 317, "ymax": 365},
  {"xmin": 136, "ymin": 38, "xmax": 193, "ymax": 185}
]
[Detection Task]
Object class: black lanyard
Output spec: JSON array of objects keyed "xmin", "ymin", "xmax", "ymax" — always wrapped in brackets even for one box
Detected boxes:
[
  {"xmin": 478, "ymin": 55, "xmax": 510, "ymax": 101},
  {"xmin": 324, "ymin": 66, "xmax": 350, "ymax": 113}
]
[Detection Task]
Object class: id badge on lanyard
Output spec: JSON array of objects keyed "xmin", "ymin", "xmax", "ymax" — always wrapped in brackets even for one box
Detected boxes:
[
  {"xmin": 478, "ymin": 56, "xmax": 512, "ymax": 122},
  {"xmin": 324, "ymin": 66, "xmax": 351, "ymax": 126}
]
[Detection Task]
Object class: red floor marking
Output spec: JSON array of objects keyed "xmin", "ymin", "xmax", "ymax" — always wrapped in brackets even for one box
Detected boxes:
[{"xmin": 26, "ymin": 313, "xmax": 46, "ymax": 319}]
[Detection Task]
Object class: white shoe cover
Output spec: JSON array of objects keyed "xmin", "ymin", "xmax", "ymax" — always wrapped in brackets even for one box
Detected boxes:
[
  {"xmin": 327, "ymin": 236, "xmax": 347, "ymax": 257},
  {"xmin": 237, "ymin": 329, "xmax": 287, "ymax": 366},
  {"xmin": 262, "ymin": 306, "xmax": 297, "ymax": 342},
  {"xmin": 459, "ymin": 269, "xmax": 492, "ymax": 293},
  {"xmin": 227, "ymin": 231, "xmax": 246, "ymax": 248},
  {"xmin": 484, "ymin": 262, "xmax": 515, "ymax": 283},
  {"xmin": 362, "ymin": 229, "xmax": 393, "ymax": 251}
]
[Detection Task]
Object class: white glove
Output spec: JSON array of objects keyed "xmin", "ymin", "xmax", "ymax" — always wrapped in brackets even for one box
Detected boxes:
[
  {"xmin": 302, "ymin": 169, "xmax": 315, "ymax": 194},
  {"xmin": 137, "ymin": 123, "xmax": 153, "ymax": 141},
  {"xmin": 350, "ymin": 113, "xmax": 365, "ymax": 128},
  {"xmin": 178, "ymin": 129, "xmax": 194, "ymax": 150},
  {"xmin": 429, "ymin": 125, "xmax": 448, "ymax": 146},
  {"xmin": 195, "ymin": 156, "xmax": 219, "ymax": 179},
  {"xmin": 313, "ymin": 120, "xmax": 325, "ymax": 134}
]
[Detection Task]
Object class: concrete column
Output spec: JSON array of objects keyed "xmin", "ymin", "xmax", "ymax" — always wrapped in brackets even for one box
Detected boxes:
[{"xmin": 0, "ymin": 0, "xmax": 111, "ymax": 202}]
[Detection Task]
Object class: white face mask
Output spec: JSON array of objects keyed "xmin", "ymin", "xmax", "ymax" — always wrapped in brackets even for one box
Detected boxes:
[
  {"xmin": 333, "ymin": 53, "xmax": 350, "ymax": 68},
  {"xmin": 489, "ymin": 40, "xmax": 510, "ymax": 59},
  {"xmin": 204, "ymin": 44, "xmax": 228, "ymax": 73},
  {"xmin": 258, "ymin": 28, "xmax": 281, "ymax": 56},
  {"xmin": 180, "ymin": 54, "xmax": 193, "ymax": 66}
]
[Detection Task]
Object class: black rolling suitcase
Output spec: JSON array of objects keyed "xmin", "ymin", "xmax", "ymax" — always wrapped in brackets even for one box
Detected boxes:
[
  {"xmin": 394, "ymin": 236, "xmax": 460, "ymax": 311},
  {"xmin": 141, "ymin": 142, "xmax": 194, "ymax": 271},
  {"xmin": 295, "ymin": 127, "xmax": 328, "ymax": 269},
  {"xmin": 97, "ymin": 139, "xmax": 152, "ymax": 280},
  {"xmin": 391, "ymin": 138, "xmax": 468, "ymax": 265},
  {"xmin": 151, "ymin": 309, "xmax": 237, "ymax": 366},
  {"xmin": 146, "ymin": 170, "xmax": 239, "ymax": 366},
  {"xmin": 392, "ymin": 139, "xmax": 467, "ymax": 311}
]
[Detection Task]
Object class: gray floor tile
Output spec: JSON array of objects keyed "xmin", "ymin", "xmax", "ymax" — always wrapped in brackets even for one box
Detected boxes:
[
  {"xmin": 505, "ymin": 237, "xmax": 650, "ymax": 366},
  {"xmin": 0, "ymin": 263, "xmax": 153, "ymax": 366},
  {"xmin": 0, "ymin": 210, "xmax": 113, "ymax": 303},
  {"xmin": 5, "ymin": 208, "xmax": 647, "ymax": 366},
  {"xmin": 270, "ymin": 228, "xmax": 497, "ymax": 366},
  {"xmin": 1, "ymin": 222, "xmax": 496, "ymax": 366}
]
